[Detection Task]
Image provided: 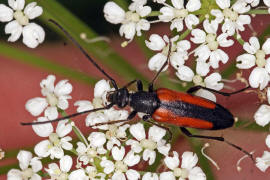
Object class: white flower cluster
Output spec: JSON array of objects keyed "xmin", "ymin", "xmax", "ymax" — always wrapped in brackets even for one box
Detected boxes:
[
  {"xmin": 8, "ymin": 76, "xmax": 206, "ymax": 179},
  {"xmin": 103, "ymin": 0, "xmax": 267, "ymax": 102},
  {"xmin": 103, "ymin": 0, "xmax": 270, "ymax": 174},
  {"xmin": 0, "ymin": 0, "xmax": 45, "ymax": 48}
]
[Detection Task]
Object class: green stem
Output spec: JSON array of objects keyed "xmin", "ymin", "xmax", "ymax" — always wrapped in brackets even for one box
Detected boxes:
[
  {"xmin": 247, "ymin": 9, "xmax": 269, "ymax": 14},
  {"xmin": 234, "ymin": 34, "xmax": 245, "ymax": 45},
  {"xmin": 148, "ymin": 11, "xmax": 161, "ymax": 17},
  {"xmin": 179, "ymin": 16, "xmax": 205, "ymax": 41},
  {"xmin": 60, "ymin": 111, "xmax": 88, "ymax": 145}
]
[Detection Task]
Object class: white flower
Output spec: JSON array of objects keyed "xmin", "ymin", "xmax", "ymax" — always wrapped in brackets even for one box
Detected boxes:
[
  {"xmin": 146, "ymin": 34, "xmax": 192, "ymax": 75},
  {"xmin": 46, "ymin": 155, "xmax": 72, "ymax": 179},
  {"xmin": 192, "ymin": 73, "xmax": 224, "ymax": 102},
  {"xmin": 256, "ymin": 135, "xmax": 270, "ymax": 172},
  {"xmin": 0, "ymin": 0, "xmax": 44, "ymax": 48},
  {"xmin": 214, "ymin": 0, "xmax": 251, "ymax": 36},
  {"xmin": 191, "ymin": 20, "xmax": 233, "ymax": 69},
  {"xmin": 263, "ymin": 0, "xmax": 270, "ymax": 13},
  {"xmin": 237, "ymin": 37, "xmax": 270, "ymax": 90},
  {"xmin": 158, "ymin": 0, "xmax": 201, "ymax": 32},
  {"xmin": 104, "ymin": 1, "xmax": 151, "ymax": 40},
  {"xmin": 126, "ymin": 123, "xmax": 171, "ymax": 165},
  {"xmin": 164, "ymin": 151, "xmax": 206, "ymax": 180},
  {"xmin": 75, "ymin": 79, "xmax": 129, "ymax": 130},
  {"xmin": 25, "ymin": 75, "xmax": 73, "ymax": 120},
  {"xmin": 33, "ymin": 119, "xmax": 73, "ymax": 159},
  {"xmin": 111, "ymin": 146, "xmax": 141, "ymax": 179},
  {"xmin": 142, "ymin": 172, "xmax": 159, "ymax": 180},
  {"xmin": 249, "ymin": 67, "xmax": 270, "ymax": 90},
  {"xmin": 7, "ymin": 150, "xmax": 42, "ymax": 180},
  {"xmin": 69, "ymin": 166, "xmax": 106, "ymax": 180},
  {"xmin": 147, "ymin": 34, "xmax": 179, "ymax": 72}
]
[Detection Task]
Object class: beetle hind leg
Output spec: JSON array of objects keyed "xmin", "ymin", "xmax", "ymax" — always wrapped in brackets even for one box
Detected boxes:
[{"xmin": 180, "ymin": 127, "xmax": 254, "ymax": 162}]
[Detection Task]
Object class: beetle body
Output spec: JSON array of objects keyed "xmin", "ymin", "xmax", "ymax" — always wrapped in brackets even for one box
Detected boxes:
[{"xmin": 109, "ymin": 87, "xmax": 234, "ymax": 130}]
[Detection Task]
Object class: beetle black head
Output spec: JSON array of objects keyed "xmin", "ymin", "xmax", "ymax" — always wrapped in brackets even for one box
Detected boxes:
[{"xmin": 107, "ymin": 88, "xmax": 129, "ymax": 108}]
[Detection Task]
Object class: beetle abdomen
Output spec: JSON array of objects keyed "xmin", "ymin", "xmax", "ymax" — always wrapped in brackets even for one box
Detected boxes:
[{"xmin": 152, "ymin": 88, "xmax": 234, "ymax": 130}]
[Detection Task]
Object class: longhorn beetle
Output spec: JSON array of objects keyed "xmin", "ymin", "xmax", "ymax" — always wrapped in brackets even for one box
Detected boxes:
[{"xmin": 22, "ymin": 19, "xmax": 253, "ymax": 160}]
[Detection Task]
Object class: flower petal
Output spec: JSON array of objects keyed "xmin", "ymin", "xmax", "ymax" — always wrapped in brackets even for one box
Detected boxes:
[
  {"xmin": 160, "ymin": 172, "xmax": 175, "ymax": 180},
  {"xmin": 164, "ymin": 151, "xmax": 179, "ymax": 170},
  {"xmin": 254, "ymin": 104, "xmax": 270, "ymax": 127},
  {"xmin": 262, "ymin": 38, "xmax": 270, "ymax": 54},
  {"xmin": 195, "ymin": 89, "xmax": 216, "ymax": 102},
  {"xmin": 5, "ymin": 20, "xmax": 22, "ymax": 42},
  {"xmin": 176, "ymin": 65, "xmax": 194, "ymax": 82},
  {"xmin": 130, "ymin": 123, "xmax": 146, "ymax": 141},
  {"xmin": 34, "ymin": 140, "xmax": 50, "ymax": 158},
  {"xmin": 60, "ymin": 155, "xmax": 72, "ymax": 172},
  {"xmin": 30, "ymin": 157, "xmax": 42, "ymax": 172},
  {"xmin": 124, "ymin": 151, "xmax": 141, "ymax": 166},
  {"xmin": 186, "ymin": 0, "xmax": 201, "ymax": 12},
  {"xmin": 44, "ymin": 106, "xmax": 58, "ymax": 120},
  {"xmin": 191, "ymin": 29, "xmax": 206, "ymax": 44},
  {"xmin": 185, "ymin": 14, "xmax": 199, "ymax": 29},
  {"xmin": 25, "ymin": 97, "xmax": 47, "ymax": 116},
  {"xmin": 56, "ymin": 120, "xmax": 72, "ymax": 137},
  {"xmin": 54, "ymin": 79, "xmax": 72, "ymax": 96},
  {"xmin": 189, "ymin": 167, "xmax": 206, "ymax": 180},
  {"xmin": 149, "ymin": 125, "xmax": 166, "ymax": 142},
  {"xmin": 181, "ymin": 151, "xmax": 198, "ymax": 170},
  {"xmin": 145, "ymin": 34, "xmax": 165, "ymax": 51},
  {"xmin": 17, "ymin": 150, "xmax": 32, "ymax": 170},
  {"xmin": 94, "ymin": 79, "xmax": 111, "ymax": 98},
  {"xmin": 143, "ymin": 149, "xmax": 156, "ymax": 165},
  {"xmin": 24, "ymin": 2, "xmax": 43, "ymax": 19},
  {"xmin": 69, "ymin": 169, "xmax": 87, "ymax": 180},
  {"xmin": 236, "ymin": 54, "xmax": 256, "ymax": 69},
  {"xmin": 0, "ymin": 4, "xmax": 13, "ymax": 22},
  {"xmin": 249, "ymin": 67, "xmax": 269, "ymax": 90},
  {"xmin": 112, "ymin": 146, "xmax": 125, "ymax": 161},
  {"xmin": 126, "ymin": 169, "xmax": 140, "ymax": 180},
  {"xmin": 148, "ymin": 53, "xmax": 168, "ymax": 72},
  {"xmin": 216, "ymin": 0, "xmax": 230, "ymax": 9},
  {"xmin": 256, "ymin": 151, "xmax": 270, "ymax": 172},
  {"xmin": 119, "ymin": 22, "xmax": 136, "ymax": 40},
  {"xmin": 103, "ymin": 1, "xmax": 125, "ymax": 24},
  {"xmin": 88, "ymin": 132, "xmax": 106, "ymax": 147},
  {"xmin": 243, "ymin": 37, "xmax": 260, "ymax": 54},
  {"xmin": 22, "ymin": 23, "xmax": 45, "ymax": 48},
  {"xmin": 8, "ymin": 0, "xmax": 25, "ymax": 10},
  {"xmin": 266, "ymin": 134, "xmax": 270, "ymax": 149},
  {"xmin": 32, "ymin": 117, "xmax": 53, "ymax": 137},
  {"xmin": 204, "ymin": 72, "xmax": 223, "ymax": 90}
]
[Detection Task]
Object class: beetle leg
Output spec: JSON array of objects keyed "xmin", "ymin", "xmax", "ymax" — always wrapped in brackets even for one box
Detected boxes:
[
  {"xmin": 123, "ymin": 80, "xmax": 143, "ymax": 91},
  {"xmin": 143, "ymin": 115, "xmax": 172, "ymax": 141},
  {"xmin": 180, "ymin": 127, "xmax": 254, "ymax": 161},
  {"xmin": 186, "ymin": 85, "xmax": 250, "ymax": 96}
]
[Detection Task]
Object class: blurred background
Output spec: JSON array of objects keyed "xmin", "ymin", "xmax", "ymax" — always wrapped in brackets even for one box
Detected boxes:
[{"xmin": 0, "ymin": 0, "xmax": 270, "ymax": 179}]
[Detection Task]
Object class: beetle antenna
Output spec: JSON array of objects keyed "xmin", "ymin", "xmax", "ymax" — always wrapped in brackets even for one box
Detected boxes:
[
  {"xmin": 21, "ymin": 103, "xmax": 114, "ymax": 125},
  {"xmin": 149, "ymin": 38, "xmax": 172, "ymax": 88},
  {"xmin": 48, "ymin": 19, "xmax": 118, "ymax": 90}
]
